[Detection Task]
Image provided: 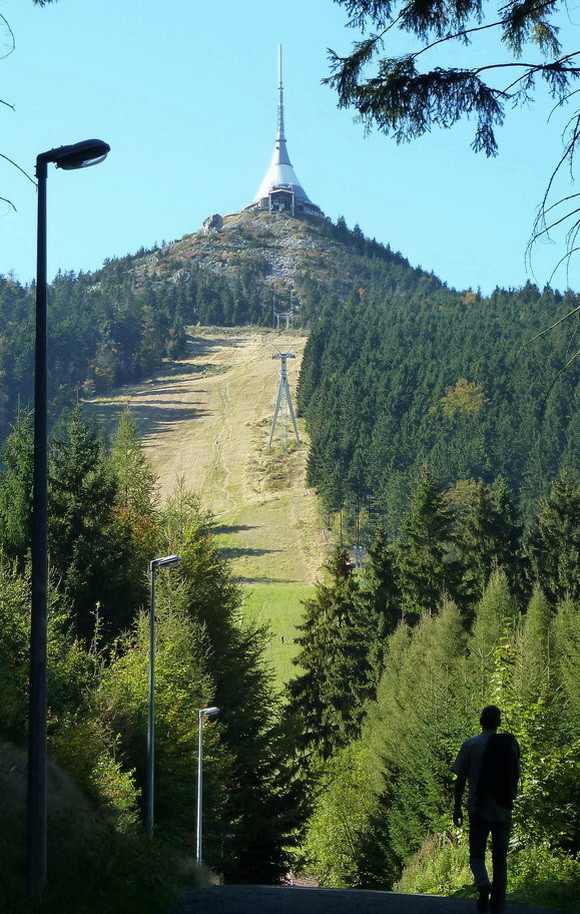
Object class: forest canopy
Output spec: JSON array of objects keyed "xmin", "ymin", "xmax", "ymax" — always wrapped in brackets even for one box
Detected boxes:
[{"xmin": 298, "ymin": 279, "xmax": 580, "ymax": 530}]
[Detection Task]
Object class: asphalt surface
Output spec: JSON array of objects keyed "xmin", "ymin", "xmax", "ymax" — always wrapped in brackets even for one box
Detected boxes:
[{"xmin": 177, "ymin": 886, "xmax": 560, "ymax": 914}]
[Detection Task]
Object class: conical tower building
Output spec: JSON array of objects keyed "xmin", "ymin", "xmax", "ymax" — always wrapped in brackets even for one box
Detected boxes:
[{"xmin": 245, "ymin": 46, "xmax": 324, "ymax": 218}]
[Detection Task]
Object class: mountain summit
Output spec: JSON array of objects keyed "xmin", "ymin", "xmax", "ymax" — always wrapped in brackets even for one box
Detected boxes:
[{"xmin": 113, "ymin": 209, "xmax": 442, "ymax": 328}]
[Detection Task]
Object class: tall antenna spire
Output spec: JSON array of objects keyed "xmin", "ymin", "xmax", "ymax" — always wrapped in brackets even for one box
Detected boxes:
[
  {"xmin": 244, "ymin": 46, "xmax": 323, "ymax": 217},
  {"xmin": 277, "ymin": 44, "xmax": 285, "ymax": 143},
  {"xmin": 273, "ymin": 43, "xmax": 291, "ymax": 169}
]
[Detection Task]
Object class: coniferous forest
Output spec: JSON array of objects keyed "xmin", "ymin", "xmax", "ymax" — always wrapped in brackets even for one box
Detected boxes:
[
  {"xmin": 0, "ymin": 409, "xmax": 299, "ymax": 911},
  {"xmin": 298, "ymin": 280, "xmax": 580, "ymax": 530},
  {"xmin": 1, "ymin": 216, "xmax": 580, "ymax": 910},
  {"xmin": 287, "ymin": 469, "xmax": 580, "ymax": 905},
  {"xmin": 0, "ymin": 217, "xmax": 438, "ymax": 440}
]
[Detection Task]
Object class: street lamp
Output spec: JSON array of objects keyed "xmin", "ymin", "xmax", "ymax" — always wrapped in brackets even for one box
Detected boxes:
[
  {"xmin": 27, "ymin": 139, "xmax": 110, "ymax": 901},
  {"xmin": 196, "ymin": 706, "xmax": 219, "ymax": 867},
  {"xmin": 147, "ymin": 554, "xmax": 181, "ymax": 839}
]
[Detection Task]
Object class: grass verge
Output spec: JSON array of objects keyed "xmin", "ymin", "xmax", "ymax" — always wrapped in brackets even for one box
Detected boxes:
[
  {"xmin": 396, "ymin": 831, "xmax": 577, "ymax": 912},
  {"xmin": 0, "ymin": 740, "xmax": 177, "ymax": 914}
]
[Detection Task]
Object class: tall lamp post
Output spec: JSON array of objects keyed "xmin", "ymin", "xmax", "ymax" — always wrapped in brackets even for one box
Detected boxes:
[
  {"xmin": 147, "ymin": 554, "xmax": 181, "ymax": 839},
  {"xmin": 196, "ymin": 706, "xmax": 219, "ymax": 867},
  {"xmin": 27, "ymin": 139, "xmax": 110, "ymax": 901}
]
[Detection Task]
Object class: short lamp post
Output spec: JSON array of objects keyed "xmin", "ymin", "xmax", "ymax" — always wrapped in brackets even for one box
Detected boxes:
[
  {"xmin": 27, "ymin": 139, "xmax": 110, "ymax": 901},
  {"xmin": 147, "ymin": 554, "xmax": 181, "ymax": 839},
  {"xmin": 196, "ymin": 706, "xmax": 219, "ymax": 866}
]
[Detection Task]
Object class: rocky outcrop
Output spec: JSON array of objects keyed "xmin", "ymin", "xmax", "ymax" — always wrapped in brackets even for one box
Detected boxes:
[
  {"xmin": 128, "ymin": 210, "xmax": 357, "ymax": 301},
  {"xmin": 202, "ymin": 214, "xmax": 223, "ymax": 234}
]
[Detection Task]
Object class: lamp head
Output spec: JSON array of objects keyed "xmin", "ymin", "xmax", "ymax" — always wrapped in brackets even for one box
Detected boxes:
[
  {"xmin": 200, "ymin": 707, "xmax": 219, "ymax": 718},
  {"xmin": 38, "ymin": 139, "xmax": 110, "ymax": 171},
  {"xmin": 151, "ymin": 555, "xmax": 181, "ymax": 569}
]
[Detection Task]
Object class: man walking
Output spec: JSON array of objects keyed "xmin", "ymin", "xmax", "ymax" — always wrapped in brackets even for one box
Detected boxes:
[{"xmin": 452, "ymin": 706, "xmax": 521, "ymax": 913}]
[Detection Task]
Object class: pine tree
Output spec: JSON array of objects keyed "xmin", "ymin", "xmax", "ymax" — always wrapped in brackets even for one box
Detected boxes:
[
  {"xmin": 530, "ymin": 471, "xmax": 580, "ymax": 603},
  {"xmin": 288, "ymin": 547, "xmax": 376, "ymax": 761},
  {"xmin": 397, "ymin": 466, "xmax": 460, "ymax": 618},
  {"xmin": 0, "ymin": 411, "xmax": 34, "ymax": 562}
]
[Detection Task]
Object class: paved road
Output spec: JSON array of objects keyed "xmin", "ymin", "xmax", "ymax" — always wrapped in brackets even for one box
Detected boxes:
[{"xmin": 177, "ymin": 886, "xmax": 559, "ymax": 914}]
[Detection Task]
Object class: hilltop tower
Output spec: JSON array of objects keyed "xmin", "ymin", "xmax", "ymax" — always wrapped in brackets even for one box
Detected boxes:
[{"xmin": 245, "ymin": 46, "xmax": 324, "ymax": 218}]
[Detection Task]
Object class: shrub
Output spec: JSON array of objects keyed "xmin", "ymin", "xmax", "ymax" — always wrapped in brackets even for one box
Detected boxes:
[
  {"xmin": 0, "ymin": 740, "xmax": 175, "ymax": 914},
  {"xmin": 509, "ymin": 844, "xmax": 580, "ymax": 913},
  {"xmin": 394, "ymin": 832, "xmax": 472, "ymax": 897},
  {"xmin": 396, "ymin": 831, "xmax": 580, "ymax": 912}
]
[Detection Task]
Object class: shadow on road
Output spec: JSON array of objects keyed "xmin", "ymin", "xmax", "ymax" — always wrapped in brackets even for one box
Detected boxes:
[{"xmin": 177, "ymin": 886, "xmax": 559, "ymax": 914}]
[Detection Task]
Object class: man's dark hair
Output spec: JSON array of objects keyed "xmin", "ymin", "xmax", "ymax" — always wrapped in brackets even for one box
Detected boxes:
[{"xmin": 480, "ymin": 705, "xmax": 501, "ymax": 729}]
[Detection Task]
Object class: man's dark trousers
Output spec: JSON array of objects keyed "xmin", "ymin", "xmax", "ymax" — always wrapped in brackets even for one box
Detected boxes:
[{"xmin": 469, "ymin": 813, "xmax": 511, "ymax": 913}]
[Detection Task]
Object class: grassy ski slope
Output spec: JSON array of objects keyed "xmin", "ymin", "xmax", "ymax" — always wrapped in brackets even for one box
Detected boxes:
[{"xmin": 87, "ymin": 327, "xmax": 328, "ymax": 686}]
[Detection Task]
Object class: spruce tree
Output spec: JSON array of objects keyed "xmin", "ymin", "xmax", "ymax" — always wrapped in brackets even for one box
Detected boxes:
[
  {"xmin": 0, "ymin": 411, "xmax": 33, "ymax": 562},
  {"xmin": 553, "ymin": 599, "xmax": 580, "ymax": 732},
  {"xmin": 455, "ymin": 479, "xmax": 524, "ymax": 604},
  {"xmin": 109, "ymin": 408, "xmax": 158, "ymax": 518},
  {"xmin": 530, "ymin": 471, "xmax": 580, "ymax": 603},
  {"xmin": 397, "ymin": 466, "xmax": 460, "ymax": 618},
  {"xmin": 175, "ymin": 500, "xmax": 297, "ymax": 883},
  {"xmin": 94, "ymin": 592, "xmax": 220, "ymax": 847},
  {"xmin": 288, "ymin": 547, "xmax": 376, "ymax": 762},
  {"xmin": 358, "ymin": 526, "xmax": 402, "ymax": 676},
  {"xmin": 365, "ymin": 601, "xmax": 468, "ymax": 865},
  {"xmin": 513, "ymin": 595, "xmax": 580, "ymax": 853},
  {"xmin": 514, "ymin": 586, "xmax": 553, "ymax": 707},
  {"xmin": 468, "ymin": 569, "xmax": 518, "ymax": 713},
  {"xmin": 49, "ymin": 408, "xmax": 145, "ymax": 641},
  {"xmin": 108, "ymin": 408, "xmax": 160, "ymax": 619}
]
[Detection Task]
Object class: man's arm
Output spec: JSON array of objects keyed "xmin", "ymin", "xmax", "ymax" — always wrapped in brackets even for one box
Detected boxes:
[{"xmin": 453, "ymin": 774, "xmax": 467, "ymax": 827}]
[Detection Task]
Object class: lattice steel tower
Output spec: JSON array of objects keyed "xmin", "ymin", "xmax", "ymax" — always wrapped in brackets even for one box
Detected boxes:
[{"xmin": 268, "ymin": 351, "xmax": 300, "ymax": 450}]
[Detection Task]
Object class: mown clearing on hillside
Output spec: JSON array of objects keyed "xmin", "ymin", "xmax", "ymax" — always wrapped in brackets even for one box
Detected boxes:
[{"xmin": 86, "ymin": 328, "xmax": 329, "ymax": 685}]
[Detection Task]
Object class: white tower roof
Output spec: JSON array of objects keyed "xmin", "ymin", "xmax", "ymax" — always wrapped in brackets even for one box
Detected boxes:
[{"xmin": 250, "ymin": 46, "xmax": 315, "ymax": 207}]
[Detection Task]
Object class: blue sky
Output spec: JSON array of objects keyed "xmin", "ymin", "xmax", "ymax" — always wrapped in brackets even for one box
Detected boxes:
[{"xmin": 1, "ymin": 0, "xmax": 580, "ymax": 294}]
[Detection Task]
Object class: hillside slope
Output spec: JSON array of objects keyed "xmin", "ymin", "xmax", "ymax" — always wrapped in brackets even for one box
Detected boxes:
[
  {"xmin": 87, "ymin": 327, "xmax": 328, "ymax": 684},
  {"xmin": 112, "ymin": 209, "xmax": 440, "ymax": 296},
  {"xmin": 0, "ymin": 211, "xmax": 444, "ymax": 443}
]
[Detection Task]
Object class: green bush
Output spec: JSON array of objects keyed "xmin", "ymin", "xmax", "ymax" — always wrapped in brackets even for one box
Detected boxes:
[
  {"xmin": 303, "ymin": 743, "xmax": 396, "ymax": 889},
  {"xmin": 396, "ymin": 830, "xmax": 580, "ymax": 912},
  {"xmin": 394, "ymin": 832, "xmax": 472, "ymax": 897},
  {"xmin": 509, "ymin": 844, "xmax": 580, "ymax": 913},
  {"xmin": 50, "ymin": 718, "xmax": 140, "ymax": 832},
  {"xmin": 0, "ymin": 740, "xmax": 175, "ymax": 914}
]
